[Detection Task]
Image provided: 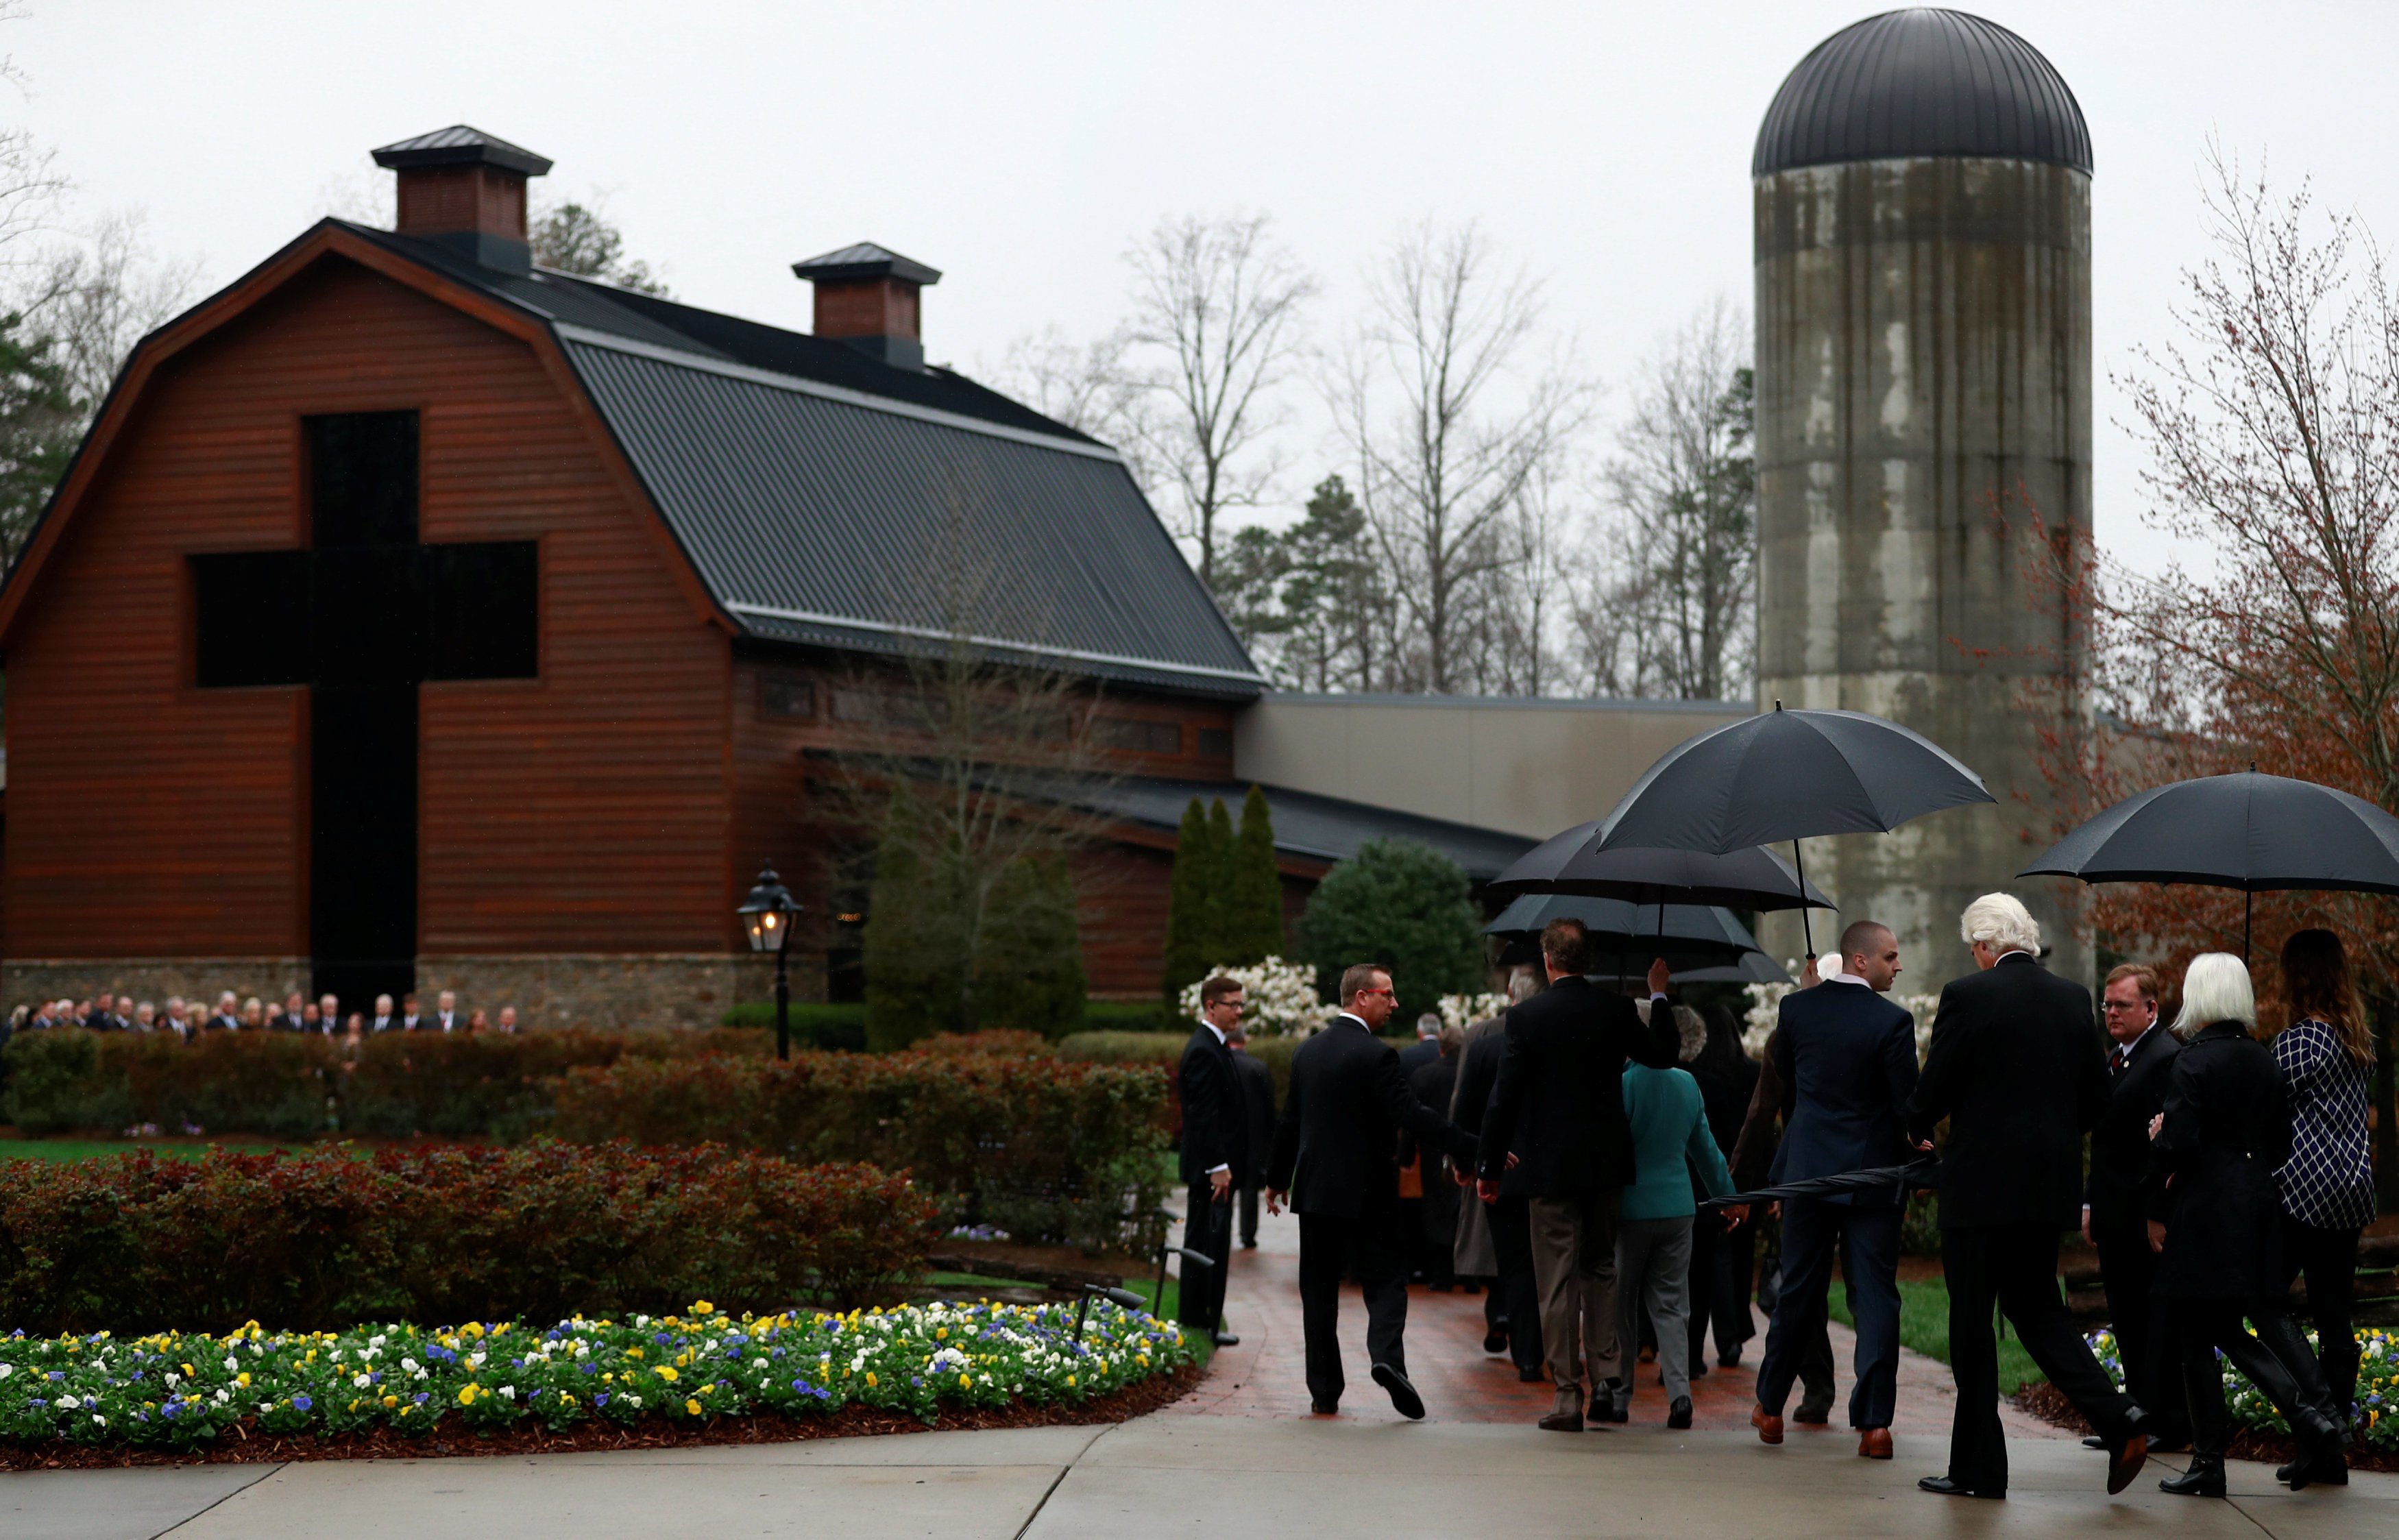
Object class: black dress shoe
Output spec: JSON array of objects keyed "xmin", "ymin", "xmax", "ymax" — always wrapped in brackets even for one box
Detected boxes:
[
  {"xmin": 1668, "ymin": 1395, "xmax": 1693, "ymax": 1430},
  {"xmin": 1718, "ymin": 1347, "xmax": 1742, "ymax": 1369},
  {"xmin": 1483, "ymin": 1328, "xmax": 1509, "ymax": 1354},
  {"xmin": 1539, "ymin": 1408, "xmax": 1585, "ymax": 1432},
  {"xmin": 1590, "ymin": 1380, "xmax": 1629, "ymax": 1423},
  {"xmin": 2159, "ymin": 1455, "xmax": 2226, "ymax": 1498},
  {"xmin": 1517, "ymin": 1365, "xmax": 1546, "ymax": 1384},
  {"xmin": 1211, "ymin": 1331, "xmax": 1241, "ymax": 1347},
  {"xmin": 1918, "ymin": 1476, "xmax": 2002, "ymax": 1500},
  {"xmin": 1793, "ymin": 1400, "xmax": 1833, "ymax": 1426},
  {"xmin": 1371, "ymin": 1361, "xmax": 1425, "ymax": 1420},
  {"xmin": 2082, "ymin": 1434, "xmax": 2109, "ymax": 1450},
  {"xmin": 1310, "ymin": 1399, "xmax": 1339, "ymax": 1415}
]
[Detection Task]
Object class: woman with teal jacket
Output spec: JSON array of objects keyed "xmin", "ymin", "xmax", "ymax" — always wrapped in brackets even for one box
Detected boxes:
[{"xmin": 1618, "ymin": 1043, "xmax": 1744, "ymax": 1428}]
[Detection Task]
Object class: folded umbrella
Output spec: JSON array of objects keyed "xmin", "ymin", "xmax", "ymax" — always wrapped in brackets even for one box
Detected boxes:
[
  {"xmin": 2019, "ymin": 768, "xmax": 2399, "ymax": 959},
  {"xmin": 1698, "ymin": 1156, "xmax": 1940, "ymax": 1210},
  {"xmin": 1593, "ymin": 702, "xmax": 1993, "ymax": 955}
]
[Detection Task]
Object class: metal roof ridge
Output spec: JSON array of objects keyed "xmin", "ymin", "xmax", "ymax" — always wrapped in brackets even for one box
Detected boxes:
[
  {"xmin": 553, "ymin": 321, "xmax": 1127, "ymax": 463},
  {"xmin": 727, "ymin": 602, "xmax": 1269, "ymax": 686},
  {"xmin": 1258, "ymin": 690, "xmax": 1757, "ymax": 713}
]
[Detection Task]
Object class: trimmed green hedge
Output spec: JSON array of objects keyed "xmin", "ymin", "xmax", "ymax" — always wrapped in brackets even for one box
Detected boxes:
[
  {"xmin": 0, "ymin": 1142, "xmax": 936, "ymax": 1334},
  {"xmin": 718, "ymin": 999, "xmax": 1182, "ymax": 1042},
  {"xmin": 549, "ymin": 1048, "xmax": 1172, "ymax": 1254}
]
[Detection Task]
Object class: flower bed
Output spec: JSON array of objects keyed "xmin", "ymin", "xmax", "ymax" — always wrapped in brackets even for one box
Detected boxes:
[
  {"xmin": 0, "ymin": 1297, "xmax": 1200, "ymax": 1452},
  {"xmin": 2087, "ymin": 1325, "xmax": 2398, "ymax": 1450},
  {"xmin": 0, "ymin": 1145, "xmax": 937, "ymax": 1334}
]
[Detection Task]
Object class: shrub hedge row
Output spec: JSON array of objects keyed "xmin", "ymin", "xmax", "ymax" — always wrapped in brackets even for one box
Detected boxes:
[
  {"xmin": 716, "ymin": 999, "xmax": 1183, "ymax": 1044},
  {"xmin": 1, "ymin": 1029, "xmax": 1172, "ymax": 1254},
  {"xmin": 550, "ymin": 1047, "xmax": 1171, "ymax": 1254},
  {"xmin": 0, "ymin": 1143, "xmax": 937, "ymax": 1335},
  {"xmin": 0, "ymin": 1027, "xmax": 765, "ymax": 1140}
]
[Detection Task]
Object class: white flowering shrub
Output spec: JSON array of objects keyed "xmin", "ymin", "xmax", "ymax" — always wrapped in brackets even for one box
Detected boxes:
[
  {"xmin": 1175, "ymin": 956, "xmax": 1326, "ymax": 1038},
  {"xmin": 1744, "ymin": 965, "xmax": 1940, "ymax": 1063},
  {"xmin": 1438, "ymin": 992, "xmax": 1510, "ymax": 1034}
]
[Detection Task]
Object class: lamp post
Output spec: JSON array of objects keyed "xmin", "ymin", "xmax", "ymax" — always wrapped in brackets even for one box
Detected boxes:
[{"xmin": 737, "ymin": 861, "xmax": 801, "ymax": 1061}]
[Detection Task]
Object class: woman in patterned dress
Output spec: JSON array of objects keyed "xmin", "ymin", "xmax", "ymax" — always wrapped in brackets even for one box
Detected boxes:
[{"xmin": 2267, "ymin": 929, "xmax": 2378, "ymax": 1428}]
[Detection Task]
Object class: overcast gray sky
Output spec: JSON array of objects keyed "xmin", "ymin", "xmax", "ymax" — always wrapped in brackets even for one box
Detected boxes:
[{"xmin": 16, "ymin": 1, "xmax": 2398, "ymax": 578}]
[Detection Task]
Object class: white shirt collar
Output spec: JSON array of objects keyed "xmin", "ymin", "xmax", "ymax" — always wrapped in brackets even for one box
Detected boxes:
[
  {"xmin": 2115, "ymin": 1019, "xmax": 2162, "ymax": 1058},
  {"xmin": 1994, "ymin": 948, "xmax": 2034, "ymax": 965},
  {"xmin": 1823, "ymin": 968, "xmax": 1870, "ymax": 988},
  {"xmin": 1203, "ymin": 1020, "xmax": 1228, "ymax": 1047},
  {"xmin": 1335, "ymin": 1011, "xmax": 1372, "ymax": 1031}
]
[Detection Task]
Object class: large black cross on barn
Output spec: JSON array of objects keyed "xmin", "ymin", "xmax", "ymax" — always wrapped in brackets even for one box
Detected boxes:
[{"xmin": 192, "ymin": 411, "xmax": 537, "ymax": 1007}]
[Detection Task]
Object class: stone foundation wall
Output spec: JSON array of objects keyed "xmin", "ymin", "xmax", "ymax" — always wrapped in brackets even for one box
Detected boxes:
[
  {"xmin": 3, "ymin": 958, "xmax": 311, "ymax": 1012},
  {"xmin": 3, "ymin": 954, "xmax": 825, "ymax": 1030},
  {"xmin": 410, "ymin": 954, "xmax": 823, "ymax": 1030}
]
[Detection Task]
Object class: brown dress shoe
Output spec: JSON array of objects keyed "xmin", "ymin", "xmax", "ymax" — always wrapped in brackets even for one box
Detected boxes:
[
  {"xmin": 1752, "ymin": 1405, "xmax": 1783, "ymax": 1445},
  {"xmin": 1858, "ymin": 1428, "xmax": 1893, "ymax": 1459},
  {"xmin": 2105, "ymin": 1432, "xmax": 2147, "ymax": 1495}
]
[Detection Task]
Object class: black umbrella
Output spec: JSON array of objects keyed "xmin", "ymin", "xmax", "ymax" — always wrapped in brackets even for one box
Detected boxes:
[
  {"xmin": 1484, "ymin": 893, "xmax": 1773, "ymax": 970},
  {"xmin": 1700, "ymin": 1156, "xmax": 1940, "ymax": 1210},
  {"xmin": 1585, "ymin": 951, "xmax": 1794, "ymax": 987},
  {"xmin": 2018, "ymin": 769, "xmax": 2399, "ymax": 959},
  {"xmin": 1488, "ymin": 822, "xmax": 1835, "ymax": 911},
  {"xmin": 1593, "ymin": 702, "xmax": 1994, "ymax": 956}
]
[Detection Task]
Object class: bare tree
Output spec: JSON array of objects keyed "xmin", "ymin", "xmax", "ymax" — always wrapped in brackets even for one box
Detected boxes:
[
  {"xmin": 1123, "ymin": 212, "xmax": 1315, "ymax": 587},
  {"xmin": 1583, "ymin": 300, "xmax": 1756, "ymax": 700},
  {"xmin": 980, "ymin": 324, "xmax": 1153, "ymax": 480},
  {"xmin": 1330, "ymin": 221, "xmax": 1592, "ymax": 693},
  {"xmin": 0, "ymin": 3, "xmax": 60, "ymax": 269},
  {"xmin": 16, "ymin": 210, "xmax": 204, "ymax": 412}
]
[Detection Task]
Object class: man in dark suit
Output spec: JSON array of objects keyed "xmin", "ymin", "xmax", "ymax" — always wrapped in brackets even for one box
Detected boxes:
[
  {"xmin": 1476, "ymin": 918, "xmax": 1680, "ymax": 1431},
  {"xmin": 2082, "ymin": 962, "xmax": 2189, "ymax": 1452},
  {"xmin": 204, "ymin": 992, "xmax": 241, "ymax": 1032},
  {"xmin": 1265, "ymin": 963, "xmax": 1477, "ymax": 1419},
  {"xmin": 432, "ymin": 989, "xmax": 463, "ymax": 1034},
  {"xmin": 1453, "ymin": 988, "xmax": 1544, "ymax": 1381},
  {"xmin": 1908, "ymin": 894, "xmax": 2148, "ymax": 1501},
  {"xmin": 1397, "ymin": 1014, "xmax": 1442, "ymax": 1077},
  {"xmin": 1228, "ymin": 1022, "xmax": 1277, "ymax": 1250},
  {"xmin": 1178, "ymin": 975, "xmax": 1248, "ymax": 1346},
  {"xmin": 1750, "ymin": 920, "xmax": 1918, "ymax": 1460},
  {"xmin": 368, "ymin": 994, "xmax": 398, "ymax": 1034}
]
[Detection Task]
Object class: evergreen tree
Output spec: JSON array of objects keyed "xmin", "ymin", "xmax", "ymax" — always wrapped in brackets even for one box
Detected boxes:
[
  {"xmin": 1296, "ymin": 838, "xmax": 1486, "ymax": 1022},
  {"xmin": 862, "ymin": 788, "xmax": 968, "ymax": 1049},
  {"xmin": 1222, "ymin": 784, "xmax": 1284, "ymax": 964},
  {"xmin": 973, "ymin": 854, "xmax": 1086, "ymax": 1038},
  {"xmin": 1159, "ymin": 797, "xmax": 1221, "ymax": 1003},
  {"xmin": 0, "ymin": 313, "xmax": 82, "ymax": 567},
  {"xmin": 1202, "ymin": 796, "xmax": 1237, "ymax": 960}
]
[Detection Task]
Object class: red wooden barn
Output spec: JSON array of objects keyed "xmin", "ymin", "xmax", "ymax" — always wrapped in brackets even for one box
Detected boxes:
[{"xmin": 0, "ymin": 127, "xmax": 1528, "ymax": 1027}]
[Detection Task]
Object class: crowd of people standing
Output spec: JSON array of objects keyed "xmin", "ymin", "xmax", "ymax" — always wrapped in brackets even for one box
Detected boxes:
[
  {"xmin": 4, "ymin": 988, "xmax": 519, "ymax": 1047},
  {"xmin": 1173, "ymin": 890, "xmax": 2378, "ymax": 1506}
]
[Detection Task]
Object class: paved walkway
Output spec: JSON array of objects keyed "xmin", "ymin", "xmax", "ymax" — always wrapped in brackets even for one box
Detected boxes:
[
  {"xmin": 21, "ymin": 1205, "xmax": 2387, "ymax": 1537},
  {"xmin": 15, "ymin": 1415, "xmax": 2387, "ymax": 1539},
  {"xmin": 1182, "ymin": 1199, "xmax": 2065, "ymax": 1450}
]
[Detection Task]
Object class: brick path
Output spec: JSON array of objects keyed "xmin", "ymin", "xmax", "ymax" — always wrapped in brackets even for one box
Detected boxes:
[{"xmin": 1168, "ymin": 1199, "xmax": 2070, "ymax": 1450}]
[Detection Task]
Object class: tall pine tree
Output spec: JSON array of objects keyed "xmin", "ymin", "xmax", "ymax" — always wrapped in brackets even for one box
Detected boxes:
[
  {"xmin": 973, "ymin": 853, "xmax": 1086, "ymax": 1038},
  {"xmin": 1222, "ymin": 785, "xmax": 1284, "ymax": 964},
  {"xmin": 863, "ymin": 787, "xmax": 968, "ymax": 1049},
  {"xmin": 1159, "ymin": 796, "xmax": 1223, "ymax": 1003},
  {"xmin": 1202, "ymin": 797, "xmax": 1237, "ymax": 960}
]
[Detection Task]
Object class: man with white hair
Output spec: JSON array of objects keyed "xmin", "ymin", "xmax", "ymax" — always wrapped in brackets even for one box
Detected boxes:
[{"xmin": 1907, "ymin": 893, "xmax": 2149, "ymax": 1501}]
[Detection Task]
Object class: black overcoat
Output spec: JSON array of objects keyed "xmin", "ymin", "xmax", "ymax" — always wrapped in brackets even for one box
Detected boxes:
[{"xmin": 2147, "ymin": 1020, "xmax": 2291, "ymax": 1299}]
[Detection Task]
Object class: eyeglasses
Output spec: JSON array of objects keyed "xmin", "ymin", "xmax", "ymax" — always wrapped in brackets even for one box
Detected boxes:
[
  {"xmin": 2100, "ymin": 999, "xmax": 2152, "ymax": 1012},
  {"xmin": 1355, "ymin": 987, "xmax": 1395, "ymax": 998}
]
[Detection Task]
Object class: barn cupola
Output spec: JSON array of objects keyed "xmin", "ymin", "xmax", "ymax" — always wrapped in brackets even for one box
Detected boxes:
[
  {"xmin": 790, "ymin": 243, "xmax": 942, "ymax": 369},
  {"xmin": 371, "ymin": 125, "xmax": 553, "ymax": 275}
]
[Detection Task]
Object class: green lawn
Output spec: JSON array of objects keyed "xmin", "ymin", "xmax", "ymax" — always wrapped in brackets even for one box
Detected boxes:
[
  {"xmin": 0, "ymin": 1138, "xmax": 295, "ymax": 1162},
  {"xmin": 1827, "ymin": 1276, "xmax": 2045, "ymax": 1394}
]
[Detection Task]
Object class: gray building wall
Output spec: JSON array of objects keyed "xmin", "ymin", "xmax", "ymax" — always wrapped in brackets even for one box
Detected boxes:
[
  {"xmin": 1233, "ymin": 692, "xmax": 1751, "ymax": 844},
  {"xmin": 1753, "ymin": 156, "xmax": 2091, "ymax": 985}
]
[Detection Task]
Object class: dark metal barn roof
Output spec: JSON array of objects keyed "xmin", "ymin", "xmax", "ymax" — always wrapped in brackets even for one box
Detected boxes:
[
  {"xmin": 337, "ymin": 223, "xmax": 1262, "ymax": 697},
  {"xmin": 1753, "ymin": 8, "xmax": 2092, "ymax": 178},
  {"xmin": 1060, "ymin": 774, "xmax": 1537, "ymax": 881}
]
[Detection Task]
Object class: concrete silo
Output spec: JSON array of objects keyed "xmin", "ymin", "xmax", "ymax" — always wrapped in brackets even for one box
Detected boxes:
[{"xmin": 1752, "ymin": 8, "xmax": 2093, "ymax": 983}]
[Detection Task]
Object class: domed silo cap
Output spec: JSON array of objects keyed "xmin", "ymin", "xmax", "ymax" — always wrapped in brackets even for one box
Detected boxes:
[{"xmin": 1753, "ymin": 8, "xmax": 2092, "ymax": 178}]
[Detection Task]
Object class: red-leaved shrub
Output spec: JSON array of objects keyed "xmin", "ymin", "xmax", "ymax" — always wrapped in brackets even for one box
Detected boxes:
[{"xmin": 0, "ymin": 1142, "xmax": 936, "ymax": 1334}]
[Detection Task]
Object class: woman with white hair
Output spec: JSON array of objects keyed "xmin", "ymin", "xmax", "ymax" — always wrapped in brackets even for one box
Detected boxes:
[{"xmin": 2146, "ymin": 952, "xmax": 2348, "ymax": 1496}]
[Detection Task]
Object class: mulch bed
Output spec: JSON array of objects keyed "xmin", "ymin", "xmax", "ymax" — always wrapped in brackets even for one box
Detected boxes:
[
  {"xmin": 0, "ymin": 1365, "xmax": 1204, "ymax": 1472},
  {"xmin": 2013, "ymin": 1382, "xmax": 2398, "ymax": 1474}
]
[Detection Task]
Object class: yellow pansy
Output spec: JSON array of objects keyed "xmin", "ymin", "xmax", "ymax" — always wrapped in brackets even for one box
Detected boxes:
[
  {"xmin": 382, "ymin": 1394, "xmax": 398, "ymax": 1408},
  {"xmin": 458, "ymin": 1384, "xmax": 479, "ymax": 1406},
  {"xmin": 692, "ymin": 1301, "xmax": 716, "ymax": 1316},
  {"xmin": 685, "ymin": 1398, "xmax": 702, "ymax": 1415},
  {"xmin": 656, "ymin": 1366, "xmax": 679, "ymax": 1383}
]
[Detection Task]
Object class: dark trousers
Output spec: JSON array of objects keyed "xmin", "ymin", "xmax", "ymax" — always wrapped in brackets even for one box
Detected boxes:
[
  {"xmin": 1237, "ymin": 1183, "xmax": 1260, "ymax": 1247},
  {"xmin": 1298, "ymin": 1208, "xmax": 1409, "ymax": 1406},
  {"xmin": 1756, "ymin": 1219, "xmax": 1838, "ymax": 1408},
  {"xmin": 1686, "ymin": 1208, "xmax": 1757, "ymax": 1369},
  {"xmin": 2172, "ymin": 1297, "xmax": 2335, "ymax": 1458},
  {"xmin": 1178, "ymin": 1181, "xmax": 1233, "ymax": 1332},
  {"xmin": 1757, "ymin": 1197, "xmax": 1901, "ymax": 1428},
  {"xmin": 1942, "ymin": 1224, "xmax": 2136, "ymax": 1494},
  {"xmin": 1487, "ymin": 1195, "xmax": 1545, "ymax": 1375},
  {"xmin": 2282, "ymin": 1214, "xmax": 2363, "ymax": 1415},
  {"xmin": 2092, "ymin": 1211, "xmax": 2189, "ymax": 1438}
]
